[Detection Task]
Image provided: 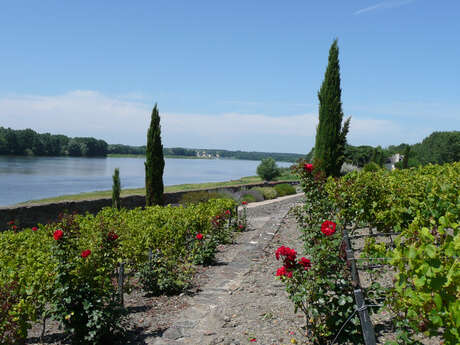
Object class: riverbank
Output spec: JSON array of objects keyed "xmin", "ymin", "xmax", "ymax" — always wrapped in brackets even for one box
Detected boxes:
[{"xmin": 16, "ymin": 174, "xmax": 298, "ymax": 206}]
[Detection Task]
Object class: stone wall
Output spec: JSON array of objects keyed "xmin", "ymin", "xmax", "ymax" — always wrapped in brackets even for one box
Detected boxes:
[{"xmin": 0, "ymin": 181, "xmax": 299, "ymax": 230}]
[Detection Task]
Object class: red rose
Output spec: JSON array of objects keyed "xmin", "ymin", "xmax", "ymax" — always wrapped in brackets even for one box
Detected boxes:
[
  {"xmin": 242, "ymin": 201, "xmax": 247, "ymax": 205},
  {"xmin": 107, "ymin": 232, "xmax": 119, "ymax": 241},
  {"xmin": 32, "ymin": 227, "xmax": 38, "ymax": 232},
  {"xmin": 81, "ymin": 249, "xmax": 91, "ymax": 258},
  {"xmin": 7, "ymin": 220, "xmax": 14, "ymax": 226},
  {"xmin": 225, "ymin": 210, "xmax": 231, "ymax": 215},
  {"xmin": 196, "ymin": 233, "xmax": 203, "ymax": 240},
  {"xmin": 53, "ymin": 229, "xmax": 64, "ymax": 241},
  {"xmin": 238, "ymin": 224, "xmax": 244, "ymax": 230},
  {"xmin": 276, "ymin": 266, "xmax": 293, "ymax": 278},
  {"xmin": 275, "ymin": 246, "xmax": 297, "ymax": 263},
  {"xmin": 321, "ymin": 220, "xmax": 336, "ymax": 236},
  {"xmin": 304, "ymin": 163, "xmax": 314, "ymax": 173},
  {"xmin": 298, "ymin": 257, "xmax": 311, "ymax": 270},
  {"xmin": 12, "ymin": 225, "xmax": 17, "ymax": 230}
]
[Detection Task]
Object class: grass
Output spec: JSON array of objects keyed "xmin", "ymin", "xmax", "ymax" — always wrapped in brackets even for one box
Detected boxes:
[{"xmin": 16, "ymin": 172, "xmax": 298, "ymax": 206}]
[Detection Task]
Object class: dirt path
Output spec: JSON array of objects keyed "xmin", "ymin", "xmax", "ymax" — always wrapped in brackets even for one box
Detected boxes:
[{"xmin": 147, "ymin": 194, "xmax": 307, "ymax": 345}]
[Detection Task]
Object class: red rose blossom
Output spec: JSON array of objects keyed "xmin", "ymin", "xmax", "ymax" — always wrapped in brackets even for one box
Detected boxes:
[
  {"xmin": 8, "ymin": 220, "xmax": 15, "ymax": 226},
  {"xmin": 225, "ymin": 210, "xmax": 231, "ymax": 215},
  {"xmin": 304, "ymin": 163, "xmax": 314, "ymax": 173},
  {"xmin": 321, "ymin": 220, "xmax": 336, "ymax": 236},
  {"xmin": 276, "ymin": 266, "xmax": 293, "ymax": 278},
  {"xmin": 12, "ymin": 225, "xmax": 17, "ymax": 230},
  {"xmin": 238, "ymin": 224, "xmax": 244, "ymax": 229},
  {"xmin": 53, "ymin": 229, "xmax": 64, "ymax": 241},
  {"xmin": 196, "ymin": 233, "xmax": 203, "ymax": 240},
  {"xmin": 107, "ymin": 232, "xmax": 119, "ymax": 241},
  {"xmin": 32, "ymin": 227, "xmax": 38, "ymax": 232},
  {"xmin": 275, "ymin": 246, "xmax": 297, "ymax": 262},
  {"xmin": 81, "ymin": 249, "xmax": 91, "ymax": 258},
  {"xmin": 242, "ymin": 201, "xmax": 247, "ymax": 205},
  {"xmin": 298, "ymin": 257, "xmax": 312, "ymax": 270}
]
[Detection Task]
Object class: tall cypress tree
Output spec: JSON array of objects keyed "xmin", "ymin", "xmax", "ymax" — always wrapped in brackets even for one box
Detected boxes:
[
  {"xmin": 145, "ymin": 103, "xmax": 165, "ymax": 206},
  {"xmin": 112, "ymin": 168, "xmax": 121, "ymax": 210},
  {"xmin": 314, "ymin": 39, "xmax": 350, "ymax": 177}
]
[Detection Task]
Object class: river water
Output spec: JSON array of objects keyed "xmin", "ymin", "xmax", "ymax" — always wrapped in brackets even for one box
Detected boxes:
[{"xmin": 0, "ymin": 156, "xmax": 291, "ymax": 206}]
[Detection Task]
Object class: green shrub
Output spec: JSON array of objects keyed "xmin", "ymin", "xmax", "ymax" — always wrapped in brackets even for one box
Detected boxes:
[
  {"xmin": 0, "ymin": 198, "xmax": 237, "ymax": 343},
  {"xmin": 240, "ymin": 189, "xmax": 264, "ymax": 202},
  {"xmin": 251, "ymin": 187, "xmax": 278, "ymax": 200},
  {"xmin": 257, "ymin": 158, "xmax": 281, "ymax": 181},
  {"xmin": 138, "ymin": 250, "xmax": 193, "ymax": 296},
  {"xmin": 274, "ymin": 183, "xmax": 296, "ymax": 196},
  {"xmin": 362, "ymin": 161, "xmax": 381, "ymax": 172},
  {"xmin": 240, "ymin": 194, "xmax": 256, "ymax": 203},
  {"xmin": 179, "ymin": 190, "xmax": 232, "ymax": 204}
]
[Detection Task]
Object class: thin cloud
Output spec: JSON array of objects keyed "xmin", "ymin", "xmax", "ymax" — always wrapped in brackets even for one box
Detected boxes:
[
  {"xmin": 0, "ymin": 90, "xmax": 414, "ymax": 151},
  {"xmin": 354, "ymin": 0, "xmax": 415, "ymax": 15}
]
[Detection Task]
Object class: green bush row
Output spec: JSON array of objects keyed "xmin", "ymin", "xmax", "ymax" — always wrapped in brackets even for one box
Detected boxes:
[
  {"xmin": 180, "ymin": 184, "xmax": 297, "ymax": 206},
  {"xmin": 0, "ymin": 198, "xmax": 237, "ymax": 344}
]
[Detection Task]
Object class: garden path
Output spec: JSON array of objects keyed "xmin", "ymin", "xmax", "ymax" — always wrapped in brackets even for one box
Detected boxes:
[{"xmin": 148, "ymin": 193, "xmax": 309, "ymax": 345}]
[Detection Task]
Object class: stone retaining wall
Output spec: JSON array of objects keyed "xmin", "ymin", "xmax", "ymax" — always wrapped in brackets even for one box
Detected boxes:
[{"xmin": 0, "ymin": 181, "xmax": 299, "ymax": 230}]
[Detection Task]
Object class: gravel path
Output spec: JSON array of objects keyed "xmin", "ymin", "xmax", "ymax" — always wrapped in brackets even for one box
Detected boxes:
[{"xmin": 150, "ymin": 193, "xmax": 307, "ymax": 345}]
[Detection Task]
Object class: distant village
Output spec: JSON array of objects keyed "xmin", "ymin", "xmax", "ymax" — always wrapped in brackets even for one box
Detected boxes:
[{"xmin": 195, "ymin": 151, "xmax": 220, "ymax": 159}]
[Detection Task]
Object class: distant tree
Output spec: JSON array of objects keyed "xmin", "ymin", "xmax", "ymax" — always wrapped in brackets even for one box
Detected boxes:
[
  {"xmin": 313, "ymin": 39, "xmax": 351, "ymax": 177},
  {"xmin": 112, "ymin": 168, "xmax": 121, "ymax": 210},
  {"xmin": 145, "ymin": 103, "xmax": 165, "ymax": 206},
  {"xmin": 402, "ymin": 145, "xmax": 410, "ymax": 169},
  {"xmin": 257, "ymin": 158, "xmax": 280, "ymax": 181},
  {"xmin": 67, "ymin": 140, "xmax": 82, "ymax": 156}
]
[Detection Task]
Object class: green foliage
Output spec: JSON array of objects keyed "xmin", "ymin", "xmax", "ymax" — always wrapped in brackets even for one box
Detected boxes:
[
  {"xmin": 402, "ymin": 145, "xmax": 410, "ymax": 169},
  {"xmin": 240, "ymin": 189, "xmax": 264, "ymax": 202},
  {"xmin": 370, "ymin": 146, "xmax": 385, "ymax": 167},
  {"xmin": 112, "ymin": 168, "xmax": 121, "ymax": 210},
  {"xmin": 274, "ymin": 183, "xmax": 296, "ymax": 197},
  {"xmin": 362, "ymin": 161, "xmax": 381, "ymax": 172},
  {"xmin": 137, "ymin": 251, "xmax": 192, "ymax": 295},
  {"xmin": 0, "ymin": 280, "xmax": 23, "ymax": 345},
  {"xmin": 313, "ymin": 39, "xmax": 350, "ymax": 177},
  {"xmin": 325, "ymin": 162, "xmax": 460, "ymax": 344},
  {"xmin": 145, "ymin": 103, "xmax": 165, "ymax": 206},
  {"xmin": 0, "ymin": 198, "xmax": 237, "ymax": 342},
  {"xmin": 50, "ymin": 214, "xmax": 125, "ymax": 344},
  {"xmin": 240, "ymin": 193, "xmax": 256, "ymax": 203},
  {"xmin": 256, "ymin": 157, "xmax": 281, "ymax": 181},
  {"xmin": 251, "ymin": 186, "xmax": 278, "ymax": 200},
  {"xmin": 190, "ymin": 234, "xmax": 218, "ymax": 265},
  {"xmin": 279, "ymin": 163, "xmax": 361, "ymax": 343},
  {"xmin": 0, "ymin": 126, "xmax": 107, "ymax": 157},
  {"xmin": 179, "ymin": 190, "xmax": 233, "ymax": 204}
]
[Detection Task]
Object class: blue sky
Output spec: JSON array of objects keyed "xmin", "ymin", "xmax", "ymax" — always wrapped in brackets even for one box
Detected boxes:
[{"xmin": 0, "ymin": 0, "xmax": 459, "ymax": 153}]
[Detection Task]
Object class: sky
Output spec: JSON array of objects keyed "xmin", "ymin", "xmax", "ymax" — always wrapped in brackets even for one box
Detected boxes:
[{"xmin": 0, "ymin": 0, "xmax": 459, "ymax": 154}]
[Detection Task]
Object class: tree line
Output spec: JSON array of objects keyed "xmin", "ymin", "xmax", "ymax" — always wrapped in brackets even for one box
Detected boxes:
[
  {"xmin": 304, "ymin": 131, "xmax": 460, "ymax": 168},
  {"xmin": 0, "ymin": 127, "xmax": 108, "ymax": 157}
]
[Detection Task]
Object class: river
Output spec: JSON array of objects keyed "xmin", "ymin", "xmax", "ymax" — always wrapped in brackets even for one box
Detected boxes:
[{"xmin": 0, "ymin": 156, "xmax": 291, "ymax": 206}]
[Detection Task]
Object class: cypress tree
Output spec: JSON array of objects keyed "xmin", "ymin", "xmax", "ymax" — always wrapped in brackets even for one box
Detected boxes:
[
  {"xmin": 112, "ymin": 168, "xmax": 121, "ymax": 210},
  {"xmin": 402, "ymin": 145, "xmax": 410, "ymax": 169},
  {"xmin": 145, "ymin": 103, "xmax": 165, "ymax": 206},
  {"xmin": 314, "ymin": 39, "xmax": 350, "ymax": 177}
]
